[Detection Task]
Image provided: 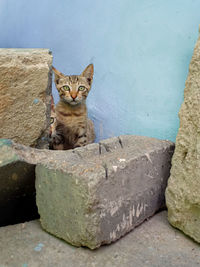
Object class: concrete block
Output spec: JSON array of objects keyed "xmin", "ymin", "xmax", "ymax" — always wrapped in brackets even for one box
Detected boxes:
[
  {"xmin": 0, "ymin": 138, "xmax": 71, "ymax": 226},
  {"xmin": 0, "ymin": 139, "xmax": 37, "ymax": 226},
  {"xmin": 36, "ymin": 135, "xmax": 174, "ymax": 249},
  {"xmin": 166, "ymin": 29, "xmax": 200, "ymax": 243},
  {"xmin": 0, "ymin": 49, "xmax": 52, "ymax": 148}
]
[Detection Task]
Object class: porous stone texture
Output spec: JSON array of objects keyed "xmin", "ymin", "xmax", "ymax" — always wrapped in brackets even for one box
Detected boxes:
[
  {"xmin": 0, "ymin": 49, "xmax": 52, "ymax": 148},
  {"xmin": 166, "ymin": 29, "xmax": 200, "ymax": 243},
  {"xmin": 36, "ymin": 135, "xmax": 174, "ymax": 249},
  {"xmin": 0, "ymin": 138, "xmax": 69, "ymax": 226}
]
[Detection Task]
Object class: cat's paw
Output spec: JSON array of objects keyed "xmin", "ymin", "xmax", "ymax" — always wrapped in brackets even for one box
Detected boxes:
[
  {"xmin": 49, "ymin": 133, "xmax": 64, "ymax": 148},
  {"xmin": 54, "ymin": 134, "xmax": 64, "ymax": 145}
]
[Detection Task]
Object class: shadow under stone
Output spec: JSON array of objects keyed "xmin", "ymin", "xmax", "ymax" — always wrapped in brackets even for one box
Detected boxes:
[{"xmin": 0, "ymin": 161, "xmax": 39, "ymax": 226}]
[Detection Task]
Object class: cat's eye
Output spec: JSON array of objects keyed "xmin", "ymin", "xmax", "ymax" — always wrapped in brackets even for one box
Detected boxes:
[
  {"xmin": 78, "ymin": 86, "xmax": 86, "ymax": 91},
  {"xmin": 50, "ymin": 117, "xmax": 54, "ymax": 124},
  {"xmin": 63, "ymin": 85, "xmax": 70, "ymax": 91}
]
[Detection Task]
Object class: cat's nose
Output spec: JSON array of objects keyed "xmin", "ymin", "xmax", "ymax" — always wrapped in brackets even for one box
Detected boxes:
[{"xmin": 71, "ymin": 94, "xmax": 77, "ymax": 99}]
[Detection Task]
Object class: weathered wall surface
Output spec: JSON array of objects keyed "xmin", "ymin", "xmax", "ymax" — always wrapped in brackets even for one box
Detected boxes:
[
  {"xmin": 166, "ymin": 30, "xmax": 200, "ymax": 243},
  {"xmin": 0, "ymin": 1, "xmax": 199, "ymax": 142},
  {"xmin": 36, "ymin": 135, "xmax": 174, "ymax": 249},
  {"xmin": 0, "ymin": 49, "xmax": 52, "ymax": 148}
]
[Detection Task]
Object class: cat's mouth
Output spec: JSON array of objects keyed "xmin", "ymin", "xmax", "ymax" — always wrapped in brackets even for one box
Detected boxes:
[
  {"xmin": 62, "ymin": 98, "xmax": 80, "ymax": 105},
  {"xmin": 70, "ymin": 101, "xmax": 79, "ymax": 105},
  {"xmin": 70, "ymin": 99, "xmax": 81, "ymax": 105}
]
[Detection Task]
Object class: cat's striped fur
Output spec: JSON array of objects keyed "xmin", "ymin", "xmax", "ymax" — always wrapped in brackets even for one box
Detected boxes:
[{"xmin": 49, "ymin": 64, "xmax": 95, "ymax": 150}]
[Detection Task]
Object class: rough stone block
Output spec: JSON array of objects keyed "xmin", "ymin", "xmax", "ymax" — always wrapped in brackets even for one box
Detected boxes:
[
  {"xmin": 166, "ymin": 28, "xmax": 200, "ymax": 243},
  {"xmin": 0, "ymin": 49, "xmax": 52, "ymax": 148},
  {"xmin": 0, "ymin": 138, "xmax": 69, "ymax": 226},
  {"xmin": 35, "ymin": 135, "xmax": 174, "ymax": 249}
]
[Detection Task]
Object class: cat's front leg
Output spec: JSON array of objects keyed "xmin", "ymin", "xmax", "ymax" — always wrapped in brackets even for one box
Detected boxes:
[
  {"xmin": 74, "ymin": 128, "xmax": 88, "ymax": 148},
  {"xmin": 49, "ymin": 132, "xmax": 65, "ymax": 150}
]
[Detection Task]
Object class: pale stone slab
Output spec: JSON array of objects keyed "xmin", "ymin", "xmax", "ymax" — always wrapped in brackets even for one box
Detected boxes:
[
  {"xmin": 35, "ymin": 135, "xmax": 174, "ymax": 249},
  {"xmin": 0, "ymin": 49, "xmax": 52, "ymax": 148},
  {"xmin": 166, "ymin": 28, "xmax": 200, "ymax": 243}
]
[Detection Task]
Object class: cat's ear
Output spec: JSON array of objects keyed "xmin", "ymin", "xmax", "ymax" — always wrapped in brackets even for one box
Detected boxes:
[
  {"xmin": 52, "ymin": 66, "xmax": 65, "ymax": 84},
  {"xmin": 81, "ymin": 64, "xmax": 94, "ymax": 86}
]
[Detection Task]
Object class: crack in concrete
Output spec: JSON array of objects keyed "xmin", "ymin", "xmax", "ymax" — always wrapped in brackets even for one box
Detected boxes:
[
  {"xmin": 103, "ymin": 144, "xmax": 111, "ymax": 152},
  {"xmin": 102, "ymin": 163, "xmax": 108, "ymax": 179},
  {"xmin": 118, "ymin": 137, "xmax": 123, "ymax": 149},
  {"xmin": 99, "ymin": 143, "xmax": 102, "ymax": 155}
]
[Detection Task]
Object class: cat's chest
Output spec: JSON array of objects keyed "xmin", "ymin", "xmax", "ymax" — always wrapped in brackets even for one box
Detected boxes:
[
  {"xmin": 56, "ymin": 109, "xmax": 86, "ymax": 126},
  {"xmin": 56, "ymin": 101, "xmax": 87, "ymax": 127}
]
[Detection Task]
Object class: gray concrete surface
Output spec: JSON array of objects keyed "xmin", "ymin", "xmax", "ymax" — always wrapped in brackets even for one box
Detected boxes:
[
  {"xmin": 36, "ymin": 135, "xmax": 174, "ymax": 249},
  {"xmin": 0, "ymin": 211, "xmax": 199, "ymax": 267},
  {"xmin": 0, "ymin": 139, "xmax": 75, "ymax": 226},
  {"xmin": 0, "ymin": 135, "xmax": 174, "ymax": 233}
]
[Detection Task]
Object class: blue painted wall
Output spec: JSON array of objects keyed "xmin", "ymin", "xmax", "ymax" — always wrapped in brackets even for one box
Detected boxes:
[{"xmin": 0, "ymin": 0, "xmax": 199, "ymax": 142}]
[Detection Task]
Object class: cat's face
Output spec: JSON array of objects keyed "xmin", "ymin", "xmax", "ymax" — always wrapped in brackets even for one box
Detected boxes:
[{"xmin": 53, "ymin": 64, "xmax": 94, "ymax": 106}]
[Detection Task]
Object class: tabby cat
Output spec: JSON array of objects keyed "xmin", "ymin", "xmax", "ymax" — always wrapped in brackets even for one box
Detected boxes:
[{"xmin": 49, "ymin": 64, "xmax": 95, "ymax": 150}]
